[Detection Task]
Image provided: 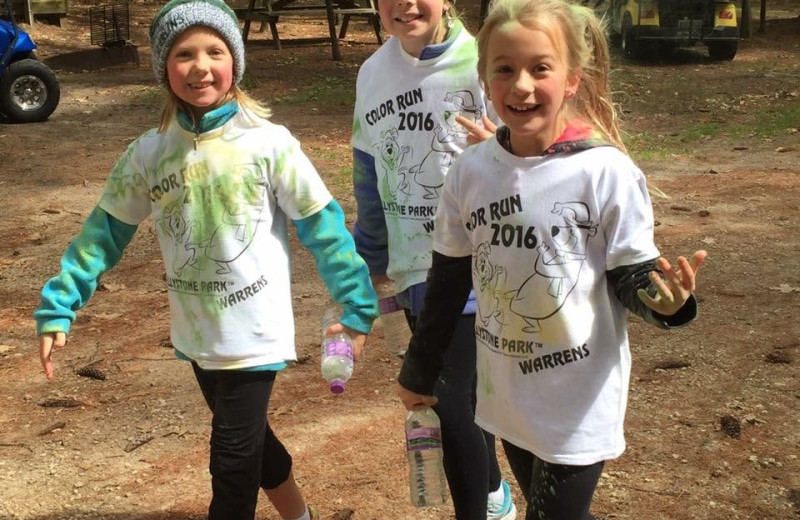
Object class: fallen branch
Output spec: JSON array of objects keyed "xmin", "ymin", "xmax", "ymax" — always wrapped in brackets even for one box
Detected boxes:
[
  {"xmin": 38, "ymin": 421, "xmax": 67, "ymax": 435},
  {"xmin": 0, "ymin": 442, "xmax": 33, "ymax": 452},
  {"xmin": 124, "ymin": 434, "xmax": 154, "ymax": 453}
]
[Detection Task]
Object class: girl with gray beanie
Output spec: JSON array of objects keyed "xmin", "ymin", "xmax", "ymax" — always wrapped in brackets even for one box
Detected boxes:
[{"xmin": 33, "ymin": 1, "xmax": 378, "ymax": 519}]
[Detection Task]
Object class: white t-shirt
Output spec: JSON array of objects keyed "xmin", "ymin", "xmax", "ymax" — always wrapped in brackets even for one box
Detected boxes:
[
  {"xmin": 351, "ymin": 27, "xmax": 489, "ymax": 292},
  {"xmin": 434, "ymin": 138, "xmax": 660, "ymax": 465},
  {"xmin": 99, "ymin": 110, "xmax": 332, "ymax": 369}
]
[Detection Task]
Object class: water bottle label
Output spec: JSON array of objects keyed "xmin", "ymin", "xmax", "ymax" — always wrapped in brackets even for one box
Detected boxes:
[
  {"xmin": 324, "ymin": 339, "xmax": 352, "ymax": 358},
  {"xmin": 406, "ymin": 427, "xmax": 442, "ymax": 451},
  {"xmin": 379, "ymin": 296, "xmax": 402, "ymax": 314}
]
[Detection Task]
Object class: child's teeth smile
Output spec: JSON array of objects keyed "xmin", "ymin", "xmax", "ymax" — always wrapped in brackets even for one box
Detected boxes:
[
  {"xmin": 510, "ymin": 104, "xmax": 539, "ymax": 112},
  {"xmin": 191, "ymin": 82, "xmax": 212, "ymax": 89},
  {"xmin": 396, "ymin": 14, "xmax": 421, "ymax": 22}
]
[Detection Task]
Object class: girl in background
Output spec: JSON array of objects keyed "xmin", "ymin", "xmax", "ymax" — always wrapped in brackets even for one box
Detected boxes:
[{"xmin": 350, "ymin": 0, "xmax": 516, "ymax": 517}]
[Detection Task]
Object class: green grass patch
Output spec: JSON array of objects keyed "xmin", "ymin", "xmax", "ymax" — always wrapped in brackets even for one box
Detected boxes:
[
  {"xmin": 626, "ymin": 100, "xmax": 800, "ymax": 160},
  {"xmin": 729, "ymin": 102, "xmax": 800, "ymax": 139},
  {"xmin": 133, "ymin": 86, "xmax": 163, "ymax": 105},
  {"xmin": 273, "ymin": 76, "xmax": 355, "ymax": 106}
]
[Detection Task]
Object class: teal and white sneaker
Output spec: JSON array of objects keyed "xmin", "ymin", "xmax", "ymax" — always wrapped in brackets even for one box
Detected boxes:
[{"xmin": 487, "ymin": 479, "xmax": 517, "ymax": 520}]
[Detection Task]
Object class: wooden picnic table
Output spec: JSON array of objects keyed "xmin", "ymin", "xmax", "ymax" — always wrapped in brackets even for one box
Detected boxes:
[{"xmin": 234, "ymin": 0, "xmax": 383, "ymax": 60}]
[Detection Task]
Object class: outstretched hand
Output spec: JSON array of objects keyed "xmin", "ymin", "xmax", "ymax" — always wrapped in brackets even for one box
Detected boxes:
[
  {"xmin": 397, "ymin": 383, "xmax": 438, "ymax": 411},
  {"xmin": 637, "ymin": 250, "xmax": 707, "ymax": 316},
  {"xmin": 324, "ymin": 322, "xmax": 367, "ymax": 362},
  {"xmin": 39, "ymin": 332, "xmax": 67, "ymax": 380},
  {"xmin": 456, "ymin": 115, "xmax": 498, "ymax": 145}
]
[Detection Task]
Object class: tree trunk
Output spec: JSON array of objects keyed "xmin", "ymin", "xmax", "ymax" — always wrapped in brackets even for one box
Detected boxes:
[{"xmin": 741, "ymin": 0, "xmax": 752, "ymax": 38}]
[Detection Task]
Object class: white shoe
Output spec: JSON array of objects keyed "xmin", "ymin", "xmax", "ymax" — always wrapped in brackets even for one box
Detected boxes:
[{"xmin": 487, "ymin": 479, "xmax": 517, "ymax": 520}]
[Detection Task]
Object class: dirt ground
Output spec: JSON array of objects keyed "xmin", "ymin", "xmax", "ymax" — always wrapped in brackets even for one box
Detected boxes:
[{"xmin": 1, "ymin": 1, "xmax": 799, "ymax": 519}]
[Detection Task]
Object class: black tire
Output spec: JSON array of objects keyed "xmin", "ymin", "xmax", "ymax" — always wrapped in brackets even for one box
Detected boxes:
[
  {"xmin": 621, "ymin": 16, "xmax": 639, "ymax": 59},
  {"xmin": 0, "ymin": 59, "xmax": 60, "ymax": 123},
  {"xmin": 708, "ymin": 40, "xmax": 738, "ymax": 61}
]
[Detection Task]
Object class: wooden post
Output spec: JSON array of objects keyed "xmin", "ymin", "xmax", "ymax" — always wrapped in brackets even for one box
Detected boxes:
[
  {"xmin": 759, "ymin": 0, "xmax": 766, "ymax": 33},
  {"xmin": 25, "ymin": 0, "xmax": 34, "ymax": 25}
]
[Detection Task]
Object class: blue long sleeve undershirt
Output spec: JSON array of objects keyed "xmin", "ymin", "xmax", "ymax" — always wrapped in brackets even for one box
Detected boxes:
[
  {"xmin": 294, "ymin": 199, "xmax": 378, "ymax": 333},
  {"xmin": 34, "ymin": 206, "xmax": 138, "ymax": 335},
  {"xmin": 352, "ymin": 147, "xmax": 389, "ymax": 275}
]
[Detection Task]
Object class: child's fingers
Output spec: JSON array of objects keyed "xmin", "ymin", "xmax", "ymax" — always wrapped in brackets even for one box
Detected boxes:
[
  {"xmin": 456, "ymin": 115, "xmax": 495, "ymax": 144},
  {"xmin": 690, "ymin": 250, "xmax": 707, "ymax": 273},
  {"xmin": 323, "ymin": 323, "xmax": 344, "ymax": 337},
  {"xmin": 648, "ymin": 270, "xmax": 676, "ymax": 302},
  {"xmin": 481, "ymin": 115, "xmax": 498, "ymax": 134},
  {"xmin": 675, "ymin": 256, "xmax": 697, "ymax": 291},
  {"xmin": 39, "ymin": 336, "xmax": 54, "ymax": 380},
  {"xmin": 39, "ymin": 332, "xmax": 65, "ymax": 380},
  {"xmin": 350, "ymin": 332, "xmax": 367, "ymax": 362},
  {"xmin": 636, "ymin": 287, "xmax": 658, "ymax": 309},
  {"xmin": 397, "ymin": 384, "xmax": 438, "ymax": 410},
  {"xmin": 455, "ymin": 114, "xmax": 481, "ymax": 133},
  {"xmin": 674, "ymin": 250, "xmax": 707, "ymax": 291},
  {"xmin": 655, "ymin": 257, "xmax": 683, "ymax": 291}
]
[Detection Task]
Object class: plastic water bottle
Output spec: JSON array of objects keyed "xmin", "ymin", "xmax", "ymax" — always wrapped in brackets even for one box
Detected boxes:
[
  {"xmin": 405, "ymin": 407, "xmax": 448, "ymax": 507},
  {"xmin": 376, "ymin": 280, "xmax": 412, "ymax": 357},
  {"xmin": 321, "ymin": 305, "xmax": 354, "ymax": 394}
]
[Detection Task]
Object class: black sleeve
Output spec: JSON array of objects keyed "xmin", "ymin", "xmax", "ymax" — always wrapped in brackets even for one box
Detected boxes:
[
  {"xmin": 607, "ymin": 258, "xmax": 697, "ymax": 329},
  {"xmin": 397, "ymin": 251, "xmax": 472, "ymax": 395}
]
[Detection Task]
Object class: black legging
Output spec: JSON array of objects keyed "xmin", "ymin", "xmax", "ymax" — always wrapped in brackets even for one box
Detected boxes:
[
  {"xmin": 502, "ymin": 439, "xmax": 604, "ymax": 520},
  {"xmin": 407, "ymin": 312, "xmax": 502, "ymax": 520},
  {"xmin": 192, "ymin": 364, "xmax": 293, "ymax": 520}
]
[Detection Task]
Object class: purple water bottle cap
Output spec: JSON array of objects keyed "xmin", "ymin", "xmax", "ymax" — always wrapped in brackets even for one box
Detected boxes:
[{"xmin": 329, "ymin": 379, "xmax": 346, "ymax": 394}]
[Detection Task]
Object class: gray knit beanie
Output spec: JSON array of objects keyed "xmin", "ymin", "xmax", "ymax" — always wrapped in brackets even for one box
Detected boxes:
[{"xmin": 149, "ymin": 0, "xmax": 245, "ymax": 86}]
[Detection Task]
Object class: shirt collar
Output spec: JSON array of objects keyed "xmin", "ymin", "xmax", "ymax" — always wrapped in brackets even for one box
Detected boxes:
[
  {"xmin": 177, "ymin": 100, "xmax": 240, "ymax": 133},
  {"xmin": 497, "ymin": 119, "xmax": 610, "ymax": 156},
  {"xmin": 418, "ymin": 20, "xmax": 463, "ymax": 60}
]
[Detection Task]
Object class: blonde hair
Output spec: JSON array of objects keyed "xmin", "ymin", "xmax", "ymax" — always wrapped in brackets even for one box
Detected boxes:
[
  {"xmin": 157, "ymin": 86, "xmax": 272, "ymax": 133},
  {"xmin": 477, "ymin": 0, "xmax": 625, "ymax": 152},
  {"xmin": 431, "ymin": 1, "xmax": 462, "ymax": 47}
]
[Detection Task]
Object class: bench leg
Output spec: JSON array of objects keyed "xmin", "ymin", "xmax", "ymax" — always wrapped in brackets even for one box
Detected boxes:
[
  {"xmin": 242, "ymin": 19, "xmax": 252, "ymax": 44},
  {"xmin": 371, "ymin": 14, "xmax": 383, "ymax": 44},
  {"xmin": 269, "ymin": 20, "xmax": 282, "ymax": 50},
  {"xmin": 325, "ymin": 0, "xmax": 342, "ymax": 60},
  {"xmin": 339, "ymin": 14, "xmax": 351, "ymax": 39}
]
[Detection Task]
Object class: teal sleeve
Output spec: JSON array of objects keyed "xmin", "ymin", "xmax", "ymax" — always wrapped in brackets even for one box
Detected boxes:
[
  {"xmin": 293, "ymin": 200, "xmax": 379, "ymax": 334},
  {"xmin": 34, "ymin": 206, "xmax": 138, "ymax": 335}
]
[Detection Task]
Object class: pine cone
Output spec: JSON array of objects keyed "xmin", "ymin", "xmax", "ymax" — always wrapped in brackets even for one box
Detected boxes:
[{"xmin": 76, "ymin": 365, "xmax": 107, "ymax": 381}]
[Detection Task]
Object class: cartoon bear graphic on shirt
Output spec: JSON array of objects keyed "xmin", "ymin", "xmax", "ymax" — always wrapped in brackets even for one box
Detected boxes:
[
  {"xmin": 508, "ymin": 201, "xmax": 598, "ymax": 333},
  {"xmin": 404, "ymin": 90, "xmax": 484, "ymax": 200},
  {"xmin": 158, "ymin": 163, "xmax": 267, "ymax": 277},
  {"xmin": 375, "ymin": 127, "xmax": 411, "ymax": 198}
]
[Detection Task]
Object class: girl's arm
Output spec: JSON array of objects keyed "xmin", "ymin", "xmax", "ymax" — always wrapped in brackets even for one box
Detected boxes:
[
  {"xmin": 352, "ymin": 148, "xmax": 389, "ymax": 276},
  {"xmin": 397, "ymin": 251, "xmax": 472, "ymax": 404},
  {"xmin": 35, "ymin": 206, "xmax": 138, "ymax": 379},
  {"xmin": 293, "ymin": 199, "xmax": 379, "ymax": 360},
  {"xmin": 34, "ymin": 206, "xmax": 138, "ymax": 335},
  {"xmin": 608, "ymin": 251, "xmax": 705, "ymax": 328}
]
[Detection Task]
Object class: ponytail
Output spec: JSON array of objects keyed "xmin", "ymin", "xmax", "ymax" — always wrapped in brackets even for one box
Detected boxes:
[{"xmin": 568, "ymin": 4, "xmax": 625, "ymax": 152}]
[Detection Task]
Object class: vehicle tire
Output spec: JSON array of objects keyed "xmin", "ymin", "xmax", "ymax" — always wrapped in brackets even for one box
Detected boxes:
[
  {"xmin": 621, "ymin": 16, "xmax": 639, "ymax": 59},
  {"xmin": 0, "ymin": 59, "xmax": 60, "ymax": 123},
  {"xmin": 708, "ymin": 40, "xmax": 738, "ymax": 61}
]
